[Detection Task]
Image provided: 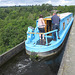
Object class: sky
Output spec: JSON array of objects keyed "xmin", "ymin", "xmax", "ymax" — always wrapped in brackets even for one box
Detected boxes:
[{"xmin": 0, "ymin": 0, "xmax": 75, "ymax": 6}]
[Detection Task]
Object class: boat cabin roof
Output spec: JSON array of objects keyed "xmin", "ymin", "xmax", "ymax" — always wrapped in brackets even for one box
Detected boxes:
[
  {"xmin": 43, "ymin": 12, "xmax": 72, "ymax": 20},
  {"xmin": 59, "ymin": 12, "xmax": 72, "ymax": 19}
]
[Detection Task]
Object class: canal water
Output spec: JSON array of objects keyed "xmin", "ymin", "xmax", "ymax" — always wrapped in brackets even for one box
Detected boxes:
[{"xmin": 0, "ymin": 44, "xmax": 66, "ymax": 75}]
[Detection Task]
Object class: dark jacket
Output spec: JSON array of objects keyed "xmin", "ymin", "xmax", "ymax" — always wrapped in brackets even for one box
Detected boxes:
[{"xmin": 51, "ymin": 14, "xmax": 60, "ymax": 25}]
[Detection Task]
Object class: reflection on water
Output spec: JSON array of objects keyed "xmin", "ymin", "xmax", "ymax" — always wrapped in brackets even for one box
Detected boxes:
[{"xmin": 0, "ymin": 45, "xmax": 65, "ymax": 75}]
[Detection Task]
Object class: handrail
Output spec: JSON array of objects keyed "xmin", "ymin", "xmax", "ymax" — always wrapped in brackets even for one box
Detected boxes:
[
  {"xmin": 44, "ymin": 29, "xmax": 58, "ymax": 45},
  {"xmin": 27, "ymin": 29, "xmax": 58, "ymax": 46},
  {"xmin": 27, "ymin": 30, "xmax": 57, "ymax": 35},
  {"xmin": 44, "ymin": 30, "xmax": 58, "ymax": 35},
  {"xmin": 27, "ymin": 32, "xmax": 44, "ymax": 34}
]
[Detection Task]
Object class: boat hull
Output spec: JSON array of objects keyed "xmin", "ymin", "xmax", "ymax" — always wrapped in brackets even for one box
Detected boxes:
[
  {"xmin": 25, "ymin": 20, "xmax": 73, "ymax": 58},
  {"xmin": 25, "ymin": 13, "xmax": 74, "ymax": 59}
]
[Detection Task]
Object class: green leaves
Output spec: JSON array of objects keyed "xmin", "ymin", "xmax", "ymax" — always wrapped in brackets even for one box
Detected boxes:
[
  {"xmin": 0, "ymin": 4, "xmax": 53, "ymax": 55},
  {"xmin": 57, "ymin": 5, "xmax": 75, "ymax": 14},
  {"xmin": 0, "ymin": 5, "xmax": 74, "ymax": 55}
]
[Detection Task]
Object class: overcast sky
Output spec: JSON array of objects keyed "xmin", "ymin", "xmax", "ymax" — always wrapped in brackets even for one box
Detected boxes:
[{"xmin": 0, "ymin": 0, "xmax": 75, "ymax": 6}]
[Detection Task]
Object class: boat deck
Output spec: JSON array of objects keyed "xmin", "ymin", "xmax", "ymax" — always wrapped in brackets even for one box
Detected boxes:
[{"xmin": 36, "ymin": 38, "xmax": 53, "ymax": 45}]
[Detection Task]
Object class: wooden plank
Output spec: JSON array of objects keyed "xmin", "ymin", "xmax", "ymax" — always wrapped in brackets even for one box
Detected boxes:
[{"xmin": 28, "ymin": 32, "xmax": 44, "ymax": 34}]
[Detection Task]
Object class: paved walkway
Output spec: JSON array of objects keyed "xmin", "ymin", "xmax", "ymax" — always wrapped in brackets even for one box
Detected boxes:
[{"xmin": 58, "ymin": 17, "xmax": 75, "ymax": 75}]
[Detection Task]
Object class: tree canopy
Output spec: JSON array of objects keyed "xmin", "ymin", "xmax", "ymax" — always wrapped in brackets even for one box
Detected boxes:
[{"xmin": 0, "ymin": 4, "xmax": 75, "ymax": 55}]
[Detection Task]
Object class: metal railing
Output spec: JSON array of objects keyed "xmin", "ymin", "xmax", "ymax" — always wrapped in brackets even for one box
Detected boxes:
[
  {"xmin": 27, "ymin": 29, "xmax": 58, "ymax": 46},
  {"xmin": 44, "ymin": 29, "xmax": 58, "ymax": 45}
]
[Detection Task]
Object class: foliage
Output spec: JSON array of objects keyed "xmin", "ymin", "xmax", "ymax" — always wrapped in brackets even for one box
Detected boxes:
[
  {"xmin": 57, "ymin": 5, "xmax": 75, "ymax": 15},
  {"xmin": 0, "ymin": 4, "xmax": 75, "ymax": 55},
  {"xmin": 0, "ymin": 4, "xmax": 53, "ymax": 55}
]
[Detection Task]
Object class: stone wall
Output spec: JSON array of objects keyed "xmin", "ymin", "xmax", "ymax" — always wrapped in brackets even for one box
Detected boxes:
[{"xmin": 0, "ymin": 41, "xmax": 25, "ymax": 67}]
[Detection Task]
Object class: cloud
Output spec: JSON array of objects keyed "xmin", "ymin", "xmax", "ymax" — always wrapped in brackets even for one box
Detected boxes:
[
  {"xmin": 46, "ymin": 1, "xmax": 51, "ymax": 4},
  {"xmin": 0, "ymin": 1, "xmax": 15, "ymax": 6},
  {"xmin": 51, "ymin": 0, "xmax": 75, "ymax": 6},
  {"xmin": 0, "ymin": 0, "xmax": 75, "ymax": 6},
  {"xmin": 33, "ymin": 0, "xmax": 49, "ymax": 2},
  {"xmin": 65, "ymin": 0, "xmax": 71, "ymax": 1},
  {"xmin": 57, "ymin": 0, "xmax": 69, "ymax": 6},
  {"xmin": 60, "ymin": 0, "xmax": 70, "ymax": 5},
  {"xmin": 0, "ymin": 0, "xmax": 51, "ymax": 6},
  {"xmin": 0, "ymin": 0, "xmax": 27, "ymax": 6}
]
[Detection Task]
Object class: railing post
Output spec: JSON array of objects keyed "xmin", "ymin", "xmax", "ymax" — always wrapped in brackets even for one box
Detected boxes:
[
  {"xmin": 34, "ymin": 28, "xmax": 37, "ymax": 46},
  {"xmin": 28, "ymin": 29, "xmax": 58, "ymax": 46},
  {"xmin": 45, "ymin": 34, "xmax": 48, "ymax": 45},
  {"xmin": 56, "ymin": 30, "xmax": 58, "ymax": 41}
]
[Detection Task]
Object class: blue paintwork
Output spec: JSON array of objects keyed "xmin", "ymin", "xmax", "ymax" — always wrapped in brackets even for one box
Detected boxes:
[{"xmin": 25, "ymin": 13, "xmax": 74, "ymax": 53}]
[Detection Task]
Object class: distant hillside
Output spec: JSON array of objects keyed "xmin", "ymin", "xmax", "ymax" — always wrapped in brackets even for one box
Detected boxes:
[
  {"xmin": 0, "ymin": 4, "xmax": 75, "ymax": 55},
  {"xmin": 0, "ymin": 4, "xmax": 53, "ymax": 55}
]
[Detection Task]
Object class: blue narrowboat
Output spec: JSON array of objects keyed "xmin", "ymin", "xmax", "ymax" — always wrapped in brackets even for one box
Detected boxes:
[{"xmin": 25, "ymin": 12, "xmax": 74, "ymax": 58}]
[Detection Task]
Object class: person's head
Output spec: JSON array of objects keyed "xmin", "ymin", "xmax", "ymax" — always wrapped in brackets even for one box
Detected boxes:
[
  {"xmin": 53, "ymin": 12, "xmax": 56, "ymax": 15},
  {"xmin": 39, "ymin": 15, "xmax": 43, "ymax": 18}
]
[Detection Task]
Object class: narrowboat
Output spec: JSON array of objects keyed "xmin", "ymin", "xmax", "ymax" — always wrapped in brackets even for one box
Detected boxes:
[{"xmin": 25, "ymin": 12, "xmax": 74, "ymax": 58}]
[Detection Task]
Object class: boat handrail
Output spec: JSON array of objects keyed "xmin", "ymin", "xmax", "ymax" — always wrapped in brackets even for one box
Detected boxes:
[
  {"xmin": 27, "ymin": 29, "xmax": 58, "ymax": 46},
  {"xmin": 27, "ymin": 30, "xmax": 57, "ymax": 35},
  {"xmin": 44, "ymin": 29, "xmax": 58, "ymax": 45},
  {"xmin": 44, "ymin": 30, "xmax": 57, "ymax": 35},
  {"xmin": 27, "ymin": 32, "xmax": 44, "ymax": 34}
]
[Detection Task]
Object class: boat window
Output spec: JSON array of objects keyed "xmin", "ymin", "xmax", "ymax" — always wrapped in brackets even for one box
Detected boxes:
[
  {"xmin": 67, "ymin": 19, "xmax": 69, "ymax": 24},
  {"xmin": 63, "ymin": 22, "xmax": 65, "ymax": 30}
]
